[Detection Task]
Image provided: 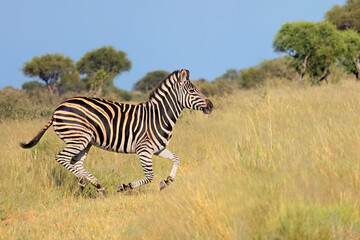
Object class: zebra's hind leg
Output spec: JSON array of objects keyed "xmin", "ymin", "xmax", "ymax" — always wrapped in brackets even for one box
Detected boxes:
[
  {"xmin": 56, "ymin": 143, "xmax": 105, "ymax": 195},
  {"xmin": 118, "ymin": 147, "xmax": 154, "ymax": 192},
  {"xmin": 77, "ymin": 176, "xmax": 86, "ymax": 191},
  {"xmin": 155, "ymin": 148, "xmax": 179, "ymax": 191},
  {"xmin": 56, "ymin": 143, "xmax": 86, "ymax": 189},
  {"xmin": 70, "ymin": 144, "xmax": 91, "ymax": 190},
  {"xmin": 71, "ymin": 144, "xmax": 106, "ymax": 195}
]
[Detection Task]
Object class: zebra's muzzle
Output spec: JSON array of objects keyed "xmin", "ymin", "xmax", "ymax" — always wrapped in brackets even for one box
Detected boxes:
[{"xmin": 202, "ymin": 99, "xmax": 213, "ymax": 114}]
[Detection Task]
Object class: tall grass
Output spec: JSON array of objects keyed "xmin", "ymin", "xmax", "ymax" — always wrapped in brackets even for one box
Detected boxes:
[{"xmin": 1, "ymin": 81, "xmax": 360, "ymax": 239}]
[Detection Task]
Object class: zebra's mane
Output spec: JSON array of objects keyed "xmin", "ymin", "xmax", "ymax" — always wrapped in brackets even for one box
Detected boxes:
[{"xmin": 148, "ymin": 70, "xmax": 180, "ymax": 100}]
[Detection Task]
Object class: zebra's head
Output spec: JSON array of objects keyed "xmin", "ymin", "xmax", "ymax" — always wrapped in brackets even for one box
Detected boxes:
[{"xmin": 178, "ymin": 69, "xmax": 213, "ymax": 114}]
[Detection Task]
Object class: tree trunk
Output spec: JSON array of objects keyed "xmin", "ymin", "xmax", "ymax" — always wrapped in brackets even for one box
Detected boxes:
[
  {"xmin": 46, "ymin": 81, "xmax": 54, "ymax": 95},
  {"xmin": 44, "ymin": 78, "xmax": 59, "ymax": 95},
  {"xmin": 354, "ymin": 57, "xmax": 360, "ymax": 81},
  {"xmin": 298, "ymin": 55, "xmax": 309, "ymax": 84},
  {"xmin": 94, "ymin": 86, "xmax": 102, "ymax": 98},
  {"xmin": 317, "ymin": 68, "xmax": 329, "ymax": 83},
  {"xmin": 298, "ymin": 72, "xmax": 305, "ymax": 83}
]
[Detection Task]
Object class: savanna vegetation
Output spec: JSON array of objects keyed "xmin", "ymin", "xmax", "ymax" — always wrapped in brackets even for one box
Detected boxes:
[
  {"xmin": 1, "ymin": 0, "xmax": 360, "ymax": 239},
  {"xmin": 1, "ymin": 80, "xmax": 360, "ymax": 239}
]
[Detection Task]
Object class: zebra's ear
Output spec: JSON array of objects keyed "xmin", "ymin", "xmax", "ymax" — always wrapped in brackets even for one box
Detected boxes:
[{"xmin": 179, "ymin": 69, "xmax": 190, "ymax": 85}]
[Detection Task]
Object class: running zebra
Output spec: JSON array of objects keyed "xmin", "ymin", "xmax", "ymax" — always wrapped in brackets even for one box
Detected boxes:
[{"xmin": 20, "ymin": 69, "xmax": 213, "ymax": 195}]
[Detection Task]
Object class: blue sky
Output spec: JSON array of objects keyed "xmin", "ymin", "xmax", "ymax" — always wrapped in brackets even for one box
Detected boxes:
[{"xmin": 0, "ymin": 0, "xmax": 344, "ymax": 91}]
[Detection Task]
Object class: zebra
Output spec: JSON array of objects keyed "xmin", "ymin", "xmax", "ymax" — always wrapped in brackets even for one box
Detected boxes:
[{"xmin": 20, "ymin": 69, "xmax": 213, "ymax": 195}]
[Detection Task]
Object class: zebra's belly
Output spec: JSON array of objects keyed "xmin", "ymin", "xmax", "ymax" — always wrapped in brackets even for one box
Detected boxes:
[
  {"xmin": 91, "ymin": 132, "xmax": 172, "ymax": 155},
  {"xmin": 92, "ymin": 141, "xmax": 137, "ymax": 154}
]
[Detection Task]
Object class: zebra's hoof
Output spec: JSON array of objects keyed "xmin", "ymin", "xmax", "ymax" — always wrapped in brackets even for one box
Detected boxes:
[
  {"xmin": 78, "ymin": 182, "xmax": 86, "ymax": 191},
  {"xmin": 97, "ymin": 189, "xmax": 106, "ymax": 196},
  {"xmin": 160, "ymin": 180, "xmax": 167, "ymax": 191},
  {"xmin": 117, "ymin": 184, "xmax": 125, "ymax": 192},
  {"xmin": 117, "ymin": 183, "xmax": 131, "ymax": 192},
  {"xmin": 78, "ymin": 177, "xmax": 86, "ymax": 190}
]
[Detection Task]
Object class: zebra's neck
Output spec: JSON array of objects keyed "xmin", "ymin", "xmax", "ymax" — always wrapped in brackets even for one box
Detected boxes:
[
  {"xmin": 148, "ymin": 81, "xmax": 184, "ymax": 136},
  {"xmin": 145, "ymin": 72, "xmax": 185, "ymax": 144},
  {"xmin": 149, "ymin": 88, "xmax": 183, "ymax": 130}
]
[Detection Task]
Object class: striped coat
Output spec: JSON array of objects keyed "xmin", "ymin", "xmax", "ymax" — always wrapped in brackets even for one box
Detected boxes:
[{"xmin": 20, "ymin": 69, "xmax": 213, "ymax": 194}]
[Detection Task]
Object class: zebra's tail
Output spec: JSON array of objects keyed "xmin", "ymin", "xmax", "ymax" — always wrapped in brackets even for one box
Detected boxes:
[{"xmin": 20, "ymin": 116, "xmax": 54, "ymax": 149}]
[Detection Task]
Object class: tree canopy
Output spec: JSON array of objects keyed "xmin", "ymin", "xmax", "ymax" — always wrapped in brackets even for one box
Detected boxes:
[
  {"xmin": 326, "ymin": 0, "xmax": 360, "ymax": 33},
  {"xmin": 326, "ymin": 0, "xmax": 360, "ymax": 81},
  {"xmin": 59, "ymin": 71, "xmax": 84, "ymax": 94},
  {"xmin": 76, "ymin": 46, "xmax": 131, "ymax": 76},
  {"xmin": 22, "ymin": 54, "xmax": 75, "ymax": 95},
  {"xmin": 76, "ymin": 46, "xmax": 131, "ymax": 96},
  {"xmin": 273, "ymin": 21, "xmax": 344, "ymax": 83},
  {"xmin": 273, "ymin": 22, "xmax": 318, "ymax": 82},
  {"xmin": 134, "ymin": 70, "xmax": 170, "ymax": 93},
  {"xmin": 341, "ymin": 30, "xmax": 360, "ymax": 80}
]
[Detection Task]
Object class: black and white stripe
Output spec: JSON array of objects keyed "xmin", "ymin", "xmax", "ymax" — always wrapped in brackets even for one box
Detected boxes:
[{"xmin": 20, "ymin": 69, "xmax": 213, "ymax": 194}]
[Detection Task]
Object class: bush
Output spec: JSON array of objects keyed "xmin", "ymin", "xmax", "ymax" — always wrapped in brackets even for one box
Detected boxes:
[
  {"xmin": 0, "ymin": 87, "xmax": 57, "ymax": 121},
  {"xmin": 194, "ymin": 78, "xmax": 238, "ymax": 97},
  {"xmin": 238, "ymin": 57, "xmax": 297, "ymax": 88},
  {"xmin": 195, "ymin": 57, "xmax": 298, "ymax": 95},
  {"xmin": 239, "ymin": 67, "xmax": 263, "ymax": 88},
  {"xmin": 22, "ymin": 81, "xmax": 45, "ymax": 91},
  {"xmin": 102, "ymin": 87, "xmax": 133, "ymax": 102},
  {"xmin": 0, "ymin": 85, "xmax": 150, "ymax": 122}
]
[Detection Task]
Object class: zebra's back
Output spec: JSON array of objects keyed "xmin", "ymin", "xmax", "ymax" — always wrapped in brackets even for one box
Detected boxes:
[{"xmin": 53, "ymin": 97, "xmax": 146, "ymax": 153}]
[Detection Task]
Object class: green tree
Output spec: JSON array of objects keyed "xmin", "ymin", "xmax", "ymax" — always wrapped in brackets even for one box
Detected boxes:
[
  {"xmin": 273, "ymin": 22, "xmax": 318, "ymax": 83},
  {"xmin": 326, "ymin": 0, "xmax": 360, "ymax": 33},
  {"xmin": 90, "ymin": 69, "xmax": 110, "ymax": 97},
  {"xmin": 22, "ymin": 54, "xmax": 75, "ymax": 95},
  {"xmin": 308, "ymin": 23, "xmax": 345, "ymax": 83},
  {"xmin": 134, "ymin": 70, "xmax": 170, "ymax": 93},
  {"xmin": 76, "ymin": 46, "xmax": 131, "ymax": 96},
  {"xmin": 273, "ymin": 21, "xmax": 344, "ymax": 83},
  {"xmin": 341, "ymin": 30, "xmax": 360, "ymax": 80}
]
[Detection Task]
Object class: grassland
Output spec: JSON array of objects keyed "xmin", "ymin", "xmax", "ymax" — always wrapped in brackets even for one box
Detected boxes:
[{"xmin": 1, "ymin": 81, "xmax": 360, "ymax": 239}]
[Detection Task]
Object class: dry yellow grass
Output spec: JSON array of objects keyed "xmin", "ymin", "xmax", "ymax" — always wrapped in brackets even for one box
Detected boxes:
[{"xmin": 1, "ymin": 81, "xmax": 360, "ymax": 239}]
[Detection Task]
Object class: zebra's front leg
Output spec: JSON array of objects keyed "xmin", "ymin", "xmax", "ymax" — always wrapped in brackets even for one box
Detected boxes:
[
  {"xmin": 117, "ymin": 151, "xmax": 154, "ymax": 192},
  {"xmin": 155, "ymin": 148, "xmax": 180, "ymax": 191}
]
